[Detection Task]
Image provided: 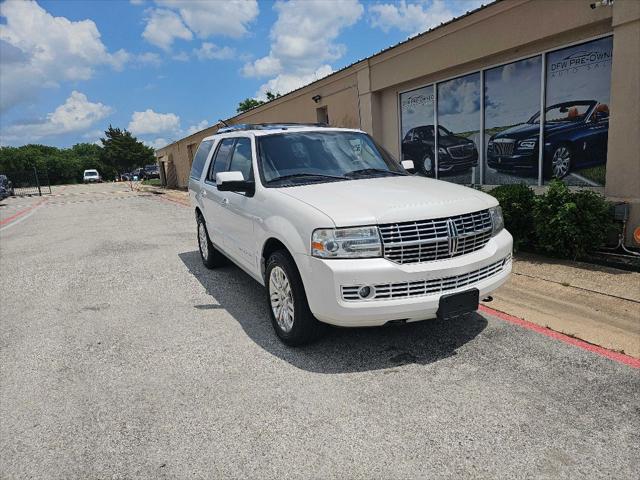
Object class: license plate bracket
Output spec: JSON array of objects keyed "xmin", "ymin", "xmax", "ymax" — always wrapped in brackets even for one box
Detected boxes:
[{"xmin": 437, "ymin": 288, "xmax": 479, "ymax": 320}]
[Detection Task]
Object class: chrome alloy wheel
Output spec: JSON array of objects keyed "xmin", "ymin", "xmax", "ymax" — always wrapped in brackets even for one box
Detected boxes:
[
  {"xmin": 552, "ymin": 146, "xmax": 571, "ymax": 178},
  {"xmin": 198, "ymin": 221, "xmax": 209, "ymax": 261},
  {"xmin": 269, "ymin": 266, "xmax": 294, "ymax": 333}
]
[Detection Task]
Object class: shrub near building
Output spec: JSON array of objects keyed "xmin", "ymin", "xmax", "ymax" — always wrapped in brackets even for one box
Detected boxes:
[{"xmin": 489, "ymin": 181, "xmax": 617, "ymax": 260}]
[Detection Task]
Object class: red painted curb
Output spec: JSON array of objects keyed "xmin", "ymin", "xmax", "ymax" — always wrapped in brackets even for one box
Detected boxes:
[
  {"xmin": 0, "ymin": 186, "xmax": 69, "ymax": 227},
  {"xmin": 479, "ymin": 304, "xmax": 640, "ymax": 369}
]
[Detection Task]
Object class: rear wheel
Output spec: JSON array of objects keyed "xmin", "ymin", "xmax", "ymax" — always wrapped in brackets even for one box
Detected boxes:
[
  {"xmin": 196, "ymin": 213, "xmax": 226, "ymax": 269},
  {"xmin": 266, "ymin": 250, "xmax": 324, "ymax": 346}
]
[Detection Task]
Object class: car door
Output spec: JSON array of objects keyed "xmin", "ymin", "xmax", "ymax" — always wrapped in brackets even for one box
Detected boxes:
[
  {"xmin": 217, "ymin": 136, "xmax": 259, "ymax": 273},
  {"xmin": 201, "ymin": 137, "xmax": 235, "ymax": 250}
]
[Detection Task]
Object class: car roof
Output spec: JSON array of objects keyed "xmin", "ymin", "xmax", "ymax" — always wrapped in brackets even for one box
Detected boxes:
[{"xmin": 200, "ymin": 125, "xmax": 364, "ymax": 143}]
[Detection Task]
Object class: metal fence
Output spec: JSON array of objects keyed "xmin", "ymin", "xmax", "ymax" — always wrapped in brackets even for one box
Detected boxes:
[{"xmin": 4, "ymin": 168, "xmax": 51, "ymax": 196}]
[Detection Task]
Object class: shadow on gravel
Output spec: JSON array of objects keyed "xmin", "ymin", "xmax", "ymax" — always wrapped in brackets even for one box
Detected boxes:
[{"xmin": 179, "ymin": 250, "xmax": 487, "ymax": 373}]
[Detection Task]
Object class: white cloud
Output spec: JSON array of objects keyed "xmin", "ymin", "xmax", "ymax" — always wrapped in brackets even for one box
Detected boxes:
[
  {"xmin": 257, "ymin": 65, "xmax": 334, "ymax": 100},
  {"xmin": 0, "ymin": 91, "xmax": 112, "ymax": 143},
  {"xmin": 0, "ymin": 1, "xmax": 130, "ymax": 112},
  {"xmin": 128, "ymin": 109, "xmax": 180, "ymax": 135},
  {"xmin": 172, "ymin": 51, "xmax": 190, "ymax": 62},
  {"xmin": 137, "ymin": 51, "xmax": 162, "ymax": 66},
  {"xmin": 194, "ymin": 42, "xmax": 235, "ymax": 61},
  {"xmin": 370, "ymin": 0, "xmax": 486, "ymax": 36},
  {"xmin": 156, "ymin": 0, "xmax": 259, "ymax": 39},
  {"xmin": 142, "ymin": 8, "xmax": 193, "ymax": 51},
  {"xmin": 184, "ymin": 119, "xmax": 209, "ymax": 136},
  {"xmin": 243, "ymin": 0, "xmax": 363, "ymax": 97},
  {"xmin": 144, "ymin": 137, "xmax": 170, "ymax": 150}
]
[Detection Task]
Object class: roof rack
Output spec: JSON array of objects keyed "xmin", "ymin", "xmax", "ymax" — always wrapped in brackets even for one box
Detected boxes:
[{"xmin": 217, "ymin": 123, "xmax": 329, "ymax": 133}]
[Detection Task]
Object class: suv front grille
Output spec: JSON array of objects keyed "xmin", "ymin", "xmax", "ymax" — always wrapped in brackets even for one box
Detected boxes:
[
  {"xmin": 490, "ymin": 139, "xmax": 515, "ymax": 156},
  {"xmin": 341, "ymin": 255, "xmax": 510, "ymax": 301},
  {"xmin": 447, "ymin": 143, "xmax": 475, "ymax": 159},
  {"xmin": 379, "ymin": 209, "xmax": 493, "ymax": 264}
]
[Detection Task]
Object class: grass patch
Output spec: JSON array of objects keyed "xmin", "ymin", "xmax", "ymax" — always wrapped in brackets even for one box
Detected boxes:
[
  {"xmin": 577, "ymin": 165, "xmax": 606, "ymax": 186},
  {"xmin": 142, "ymin": 178, "xmax": 162, "ymax": 186}
]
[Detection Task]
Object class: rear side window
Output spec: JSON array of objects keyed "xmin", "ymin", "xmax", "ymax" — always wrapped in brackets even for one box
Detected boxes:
[
  {"xmin": 190, "ymin": 140, "xmax": 213, "ymax": 180},
  {"xmin": 228, "ymin": 137, "xmax": 253, "ymax": 180},
  {"xmin": 207, "ymin": 138, "xmax": 235, "ymax": 182}
]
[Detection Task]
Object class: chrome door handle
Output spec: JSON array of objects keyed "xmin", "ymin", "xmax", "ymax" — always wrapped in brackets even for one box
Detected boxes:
[
  {"xmin": 201, "ymin": 190, "xmax": 207, "ymax": 197},
  {"xmin": 221, "ymin": 198, "xmax": 229, "ymax": 206}
]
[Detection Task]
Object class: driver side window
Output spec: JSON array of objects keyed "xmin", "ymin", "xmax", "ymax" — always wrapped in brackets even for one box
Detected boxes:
[
  {"xmin": 228, "ymin": 137, "xmax": 253, "ymax": 181},
  {"xmin": 207, "ymin": 138, "xmax": 235, "ymax": 183}
]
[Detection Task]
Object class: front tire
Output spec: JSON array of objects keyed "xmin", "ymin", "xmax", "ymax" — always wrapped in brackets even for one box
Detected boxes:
[
  {"xmin": 196, "ymin": 213, "xmax": 226, "ymax": 269},
  {"xmin": 417, "ymin": 152, "xmax": 435, "ymax": 177},
  {"xmin": 266, "ymin": 250, "xmax": 324, "ymax": 346},
  {"xmin": 550, "ymin": 144, "xmax": 572, "ymax": 179}
]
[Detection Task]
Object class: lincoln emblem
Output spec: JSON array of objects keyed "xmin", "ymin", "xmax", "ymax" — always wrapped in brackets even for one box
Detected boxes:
[{"xmin": 447, "ymin": 218, "xmax": 459, "ymax": 255}]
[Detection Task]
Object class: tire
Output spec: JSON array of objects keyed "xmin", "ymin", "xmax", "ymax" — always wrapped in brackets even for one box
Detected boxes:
[
  {"xmin": 265, "ymin": 250, "xmax": 325, "ymax": 346},
  {"xmin": 196, "ymin": 213, "xmax": 226, "ymax": 269},
  {"xmin": 549, "ymin": 143, "xmax": 572, "ymax": 179},
  {"xmin": 416, "ymin": 151, "xmax": 435, "ymax": 177}
]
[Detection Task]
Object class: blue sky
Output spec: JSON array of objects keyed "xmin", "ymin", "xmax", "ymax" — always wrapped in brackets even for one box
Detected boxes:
[{"xmin": 0, "ymin": 0, "xmax": 485, "ymax": 149}]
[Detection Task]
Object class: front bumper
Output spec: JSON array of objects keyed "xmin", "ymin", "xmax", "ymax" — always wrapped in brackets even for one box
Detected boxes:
[
  {"xmin": 295, "ymin": 229, "xmax": 513, "ymax": 327},
  {"xmin": 487, "ymin": 151, "xmax": 537, "ymax": 171}
]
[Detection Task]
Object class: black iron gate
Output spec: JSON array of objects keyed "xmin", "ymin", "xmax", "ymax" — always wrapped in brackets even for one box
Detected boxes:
[{"xmin": 5, "ymin": 167, "xmax": 52, "ymax": 196}]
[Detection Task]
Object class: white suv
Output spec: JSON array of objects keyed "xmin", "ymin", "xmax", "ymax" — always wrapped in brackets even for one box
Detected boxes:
[{"xmin": 189, "ymin": 124, "xmax": 512, "ymax": 345}]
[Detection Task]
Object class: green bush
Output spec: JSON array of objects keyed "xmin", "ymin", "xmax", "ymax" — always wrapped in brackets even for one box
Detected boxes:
[
  {"xmin": 488, "ymin": 183, "xmax": 536, "ymax": 251},
  {"xmin": 533, "ymin": 180, "xmax": 616, "ymax": 260}
]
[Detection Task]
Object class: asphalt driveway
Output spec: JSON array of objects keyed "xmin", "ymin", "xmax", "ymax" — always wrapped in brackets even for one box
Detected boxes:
[{"xmin": 1, "ymin": 183, "xmax": 638, "ymax": 479}]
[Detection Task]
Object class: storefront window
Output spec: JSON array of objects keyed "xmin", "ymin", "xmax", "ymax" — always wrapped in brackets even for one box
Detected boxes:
[
  {"xmin": 399, "ymin": 85, "xmax": 436, "ymax": 177},
  {"xmin": 544, "ymin": 37, "xmax": 612, "ymax": 186},
  {"xmin": 437, "ymin": 73, "xmax": 480, "ymax": 185},
  {"xmin": 484, "ymin": 56, "xmax": 541, "ymax": 185}
]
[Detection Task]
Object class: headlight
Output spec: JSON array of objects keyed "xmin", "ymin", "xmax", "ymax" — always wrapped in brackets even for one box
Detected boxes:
[
  {"xmin": 438, "ymin": 146, "xmax": 448, "ymax": 156},
  {"xmin": 312, "ymin": 227, "xmax": 382, "ymax": 258},
  {"xmin": 517, "ymin": 138, "xmax": 537, "ymax": 150},
  {"xmin": 489, "ymin": 206, "xmax": 504, "ymax": 236}
]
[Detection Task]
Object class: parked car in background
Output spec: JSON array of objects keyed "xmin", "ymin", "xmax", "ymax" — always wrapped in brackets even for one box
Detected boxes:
[
  {"xmin": 143, "ymin": 164, "xmax": 160, "ymax": 179},
  {"xmin": 120, "ymin": 172, "xmax": 133, "ymax": 181},
  {"xmin": 0, "ymin": 174, "xmax": 15, "ymax": 199},
  {"xmin": 83, "ymin": 169, "xmax": 101, "ymax": 183},
  {"xmin": 402, "ymin": 125, "xmax": 478, "ymax": 177},
  {"xmin": 487, "ymin": 100, "xmax": 609, "ymax": 179},
  {"xmin": 190, "ymin": 124, "xmax": 512, "ymax": 345},
  {"xmin": 132, "ymin": 167, "xmax": 145, "ymax": 180}
]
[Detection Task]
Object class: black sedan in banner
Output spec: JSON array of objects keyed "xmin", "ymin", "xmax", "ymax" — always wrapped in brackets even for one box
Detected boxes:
[
  {"xmin": 487, "ymin": 100, "xmax": 609, "ymax": 179},
  {"xmin": 401, "ymin": 125, "xmax": 478, "ymax": 177}
]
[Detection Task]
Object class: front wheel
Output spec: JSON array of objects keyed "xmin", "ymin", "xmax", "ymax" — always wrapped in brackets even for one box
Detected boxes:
[
  {"xmin": 550, "ymin": 144, "xmax": 572, "ymax": 179},
  {"xmin": 266, "ymin": 250, "xmax": 324, "ymax": 346},
  {"xmin": 416, "ymin": 152, "xmax": 435, "ymax": 177}
]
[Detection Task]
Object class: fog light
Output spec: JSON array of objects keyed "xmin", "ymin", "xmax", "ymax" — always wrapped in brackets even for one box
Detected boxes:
[{"xmin": 358, "ymin": 286, "xmax": 374, "ymax": 299}]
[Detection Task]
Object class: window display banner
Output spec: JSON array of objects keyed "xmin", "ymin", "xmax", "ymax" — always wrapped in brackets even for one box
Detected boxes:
[{"xmin": 543, "ymin": 36, "xmax": 612, "ymax": 186}]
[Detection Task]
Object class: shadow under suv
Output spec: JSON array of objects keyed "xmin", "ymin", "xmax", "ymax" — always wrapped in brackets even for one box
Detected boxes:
[
  {"xmin": 402, "ymin": 125, "xmax": 478, "ymax": 177},
  {"xmin": 487, "ymin": 100, "xmax": 609, "ymax": 179}
]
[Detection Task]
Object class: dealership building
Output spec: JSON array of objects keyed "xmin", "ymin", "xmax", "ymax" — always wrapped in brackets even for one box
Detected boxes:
[{"xmin": 155, "ymin": 0, "xmax": 640, "ymax": 246}]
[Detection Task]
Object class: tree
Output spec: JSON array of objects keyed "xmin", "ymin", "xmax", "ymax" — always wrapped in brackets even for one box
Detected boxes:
[
  {"xmin": 99, "ymin": 126, "xmax": 154, "ymax": 175},
  {"xmin": 236, "ymin": 91, "xmax": 281, "ymax": 113}
]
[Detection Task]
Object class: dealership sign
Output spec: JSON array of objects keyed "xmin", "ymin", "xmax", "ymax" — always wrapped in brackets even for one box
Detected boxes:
[
  {"xmin": 549, "ymin": 48, "xmax": 612, "ymax": 77},
  {"xmin": 402, "ymin": 93, "xmax": 434, "ymax": 111}
]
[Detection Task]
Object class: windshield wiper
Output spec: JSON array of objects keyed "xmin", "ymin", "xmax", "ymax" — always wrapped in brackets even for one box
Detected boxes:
[
  {"xmin": 344, "ymin": 168, "xmax": 406, "ymax": 178},
  {"xmin": 267, "ymin": 173, "xmax": 348, "ymax": 184}
]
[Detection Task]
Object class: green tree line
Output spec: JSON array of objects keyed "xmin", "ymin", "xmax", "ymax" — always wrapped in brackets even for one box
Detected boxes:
[{"xmin": 0, "ymin": 126, "xmax": 155, "ymax": 185}]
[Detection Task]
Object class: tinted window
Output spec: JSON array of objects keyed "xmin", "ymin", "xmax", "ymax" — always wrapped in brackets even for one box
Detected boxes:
[
  {"xmin": 190, "ymin": 140, "xmax": 213, "ymax": 180},
  {"xmin": 228, "ymin": 137, "xmax": 253, "ymax": 180},
  {"xmin": 207, "ymin": 138, "xmax": 235, "ymax": 182}
]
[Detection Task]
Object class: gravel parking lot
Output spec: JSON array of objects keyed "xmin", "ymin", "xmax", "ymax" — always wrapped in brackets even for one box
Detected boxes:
[{"xmin": 1, "ymin": 183, "xmax": 638, "ymax": 479}]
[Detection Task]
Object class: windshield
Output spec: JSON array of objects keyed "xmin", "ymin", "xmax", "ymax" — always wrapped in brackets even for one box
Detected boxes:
[
  {"xmin": 85, "ymin": 171, "xmax": 98, "ymax": 176},
  {"xmin": 528, "ymin": 102, "xmax": 594, "ymax": 124},
  {"xmin": 257, "ymin": 131, "xmax": 405, "ymax": 186}
]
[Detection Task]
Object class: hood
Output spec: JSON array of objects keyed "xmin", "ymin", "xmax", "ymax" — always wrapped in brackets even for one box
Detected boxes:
[
  {"xmin": 276, "ymin": 176, "xmax": 497, "ymax": 227},
  {"xmin": 493, "ymin": 121, "xmax": 578, "ymax": 140},
  {"xmin": 439, "ymin": 134, "xmax": 473, "ymax": 148}
]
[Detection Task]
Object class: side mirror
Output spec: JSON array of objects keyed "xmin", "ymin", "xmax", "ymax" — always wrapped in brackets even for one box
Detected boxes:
[
  {"xmin": 401, "ymin": 159, "xmax": 416, "ymax": 173},
  {"xmin": 216, "ymin": 171, "xmax": 255, "ymax": 195}
]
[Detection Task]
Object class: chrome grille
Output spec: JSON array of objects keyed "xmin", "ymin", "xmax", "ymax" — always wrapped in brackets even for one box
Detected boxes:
[
  {"xmin": 341, "ymin": 255, "xmax": 510, "ymax": 301},
  {"xmin": 379, "ymin": 209, "xmax": 493, "ymax": 264},
  {"xmin": 490, "ymin": 139, "xmax": 515, "ymax": 156},
  {"xmin": 447, "ymin": 143, "xmax": 475, "ymax": 159}
]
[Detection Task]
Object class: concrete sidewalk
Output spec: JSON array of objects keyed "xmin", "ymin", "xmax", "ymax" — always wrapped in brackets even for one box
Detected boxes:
[{"xmin": 488, "ymin": 253, "xmax": 640, "ymax": 358}]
